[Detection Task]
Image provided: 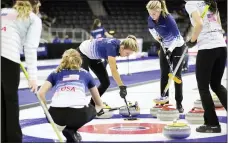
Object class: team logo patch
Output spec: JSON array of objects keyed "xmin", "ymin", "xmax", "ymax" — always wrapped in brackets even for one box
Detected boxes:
[{"xmin": 63, "ymin": 75, "xmax": 79, "ymax": 81}]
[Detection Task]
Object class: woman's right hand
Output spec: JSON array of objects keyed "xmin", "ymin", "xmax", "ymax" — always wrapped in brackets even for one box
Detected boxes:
[
  {"xmin": 95, "ymin": 105, "xmax": 103, "ymax": 112},
  {"xmin": 28, "ymin": 80, "xmax": 38, "ymax": 93},
  {"xmin": 95, "ymin": 105, "xmax": 105, "ymax": 116}
]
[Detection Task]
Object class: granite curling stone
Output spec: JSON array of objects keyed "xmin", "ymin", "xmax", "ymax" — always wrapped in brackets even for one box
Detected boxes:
[
  {"xmin": 157, "ymin": 105, "xmax": 179, "ymax": 121},
  {"xmin": 185, "ymin": 108, "xmax": 204, "ymax": 124},
  {"xmin": 212, "ymin": 94, "xmax": 223, "ymax": 108},
  {"xmin": 193, "ymin": 99, "xmax": 203, "ymax": 109},
  {"xmin": 150, "ymin": 105, "xmax": 163, "ymax": 117},
  {"xmin": 194, "ymin": 95, "xmax": 222, "ymax": 109},
  {"xmin": 163, "ymin": 122, "xmax": 191, "ymax": 139},
  {"xmin": 119, "ymin": 101, "xmax": 140, "ymax": 117}
]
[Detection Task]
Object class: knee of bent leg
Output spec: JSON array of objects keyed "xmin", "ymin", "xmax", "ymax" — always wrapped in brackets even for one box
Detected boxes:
[{"xmin": 210, "ymin": 83, "xmax": 219, "ymax": 93}]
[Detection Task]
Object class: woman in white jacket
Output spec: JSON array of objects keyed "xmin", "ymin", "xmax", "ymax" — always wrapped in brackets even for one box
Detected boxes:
[
  {"xmin": 1, "ymin": 0, "xmax": 42, "ymax": 142},
  {"xmin": 185, "ymin": 0, "xmax": 227, "ymax": 133}
]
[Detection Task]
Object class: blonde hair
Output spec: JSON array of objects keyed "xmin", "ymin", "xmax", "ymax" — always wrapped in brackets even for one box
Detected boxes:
[
  {"xmin": 120, "ymin": 35, "xmax": 139, "ymax": 52},
  {"xmin": 13, "ymin": 0, "xmax": 41, "ymax": 20},
  {"xmin": 56, "ymin": 49, "xmax": 82, "ymax": 72},
  {"xmin": 13, "ymin": 1, "xmax": 33, "ymax": 20},
  {"xmin": 146, "ymin": 0, "xmax": 169, "ymax": 17}
]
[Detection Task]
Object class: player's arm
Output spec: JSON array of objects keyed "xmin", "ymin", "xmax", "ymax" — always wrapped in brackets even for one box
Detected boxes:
[
  {"xmin": 216, "ymin": 11, "xmax": 222, "ymax": 27},
  {"xmin": 165, "ymin": 15, "xmax": 183, "ymax": 52},
  {"xmin": 38, "ymin": 72, "xmax": 55, "ymax": 106},
  {"xmin": 185, "ymin": 3, "xmax": 203, "ymax": 42},
  {"xmin": 108, "ymin": 56, "xmax": 124, "ymax": 86},
  {"xmin": 87, "ymin": 72, "xmax": 104, "ymax": 112},
  {"xmin": 23, "ymin": 16, "xmax": 42, "ymax": 81},
  {"xmin": 190, "ymin": 10, "xmax": 203, "ymax": 42},
  {"xmin": 149, "ymin": 28, "xmax": 161, "ymax": 42},
  {"xmin": 90, "ymin": 87, "xmax": 103, "ymax": 107},
  {"xmin": 38, "ymin": 81, "xmax": 52, "ymax": 106},
  {"xmin": 105, "ymin": 32, "xmax": 113, "ymax": 38},
  {"xmin": 103, "ymin": 27, "xmax": 113, "ymax": 38}
]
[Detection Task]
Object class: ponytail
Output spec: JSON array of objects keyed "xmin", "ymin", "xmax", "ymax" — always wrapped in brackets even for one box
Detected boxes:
[
  {"xmin": 13, "ymin": 1, "xmax": 32, "ymax": 19},
  {"xmin": 158, "ymin": 0, "xmax": 169, "ymax": 17},
  {"xmin": 13, "ymin": 0, "xmax": 40, "ymax": 20},
  {"xmin": 204, "ymin": 0, "xmax": 217, "ymax": 13}
]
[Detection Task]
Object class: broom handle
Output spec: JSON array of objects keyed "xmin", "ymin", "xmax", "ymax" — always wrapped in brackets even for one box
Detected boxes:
[{"xmin": 20, "ymin": 64, "xmax": 64, "ymax": 142}]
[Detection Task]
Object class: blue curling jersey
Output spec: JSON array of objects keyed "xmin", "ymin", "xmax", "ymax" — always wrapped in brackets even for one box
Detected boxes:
[
  {"xmin": 46, "ymin": 69, "xmax": 96, "ymax": 107},
  {"xmin": 148, "ymin": 14, "xmax": 184, "ymax": 49},
  {"xmin": 79, "ymin": 38, "xmax": 121, "ymax": 59},
  {"xmin": 90, "ymin": 26, "xmax": 106, "ymax": 39}
]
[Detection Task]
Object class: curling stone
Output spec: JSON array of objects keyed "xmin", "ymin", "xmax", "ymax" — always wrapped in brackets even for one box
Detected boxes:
[
  {"xmin": 96, "ymin": 102, "xmax": 114, "ymax": 119},
  {"xmin": 163, "ymin": 122, "xmax": 191, "ymax": 139},
  {"xmin": 212, "ymin": 94, "xmax": 223, "ymax": 108},
  {"xmin": 150, "ymin": 105, "xmax": 163, "ymax": 117},
  {"xmin": 119, "ymin": 101, "xmax": 140, "ymax": 117},
  {"xmin": 157, "ymin": 105, "xmax": 179, "ymax": 121},
  {"xmin": 185, "ymin": 108, "xmax": 204, "ymax": 124},
  {"xmin": 194, "ymin": 99, "xmax": 203, "ymax": 109},
  {"xmin": 194, "ymin": 96, "xmax": 222, "ymax": 109}
]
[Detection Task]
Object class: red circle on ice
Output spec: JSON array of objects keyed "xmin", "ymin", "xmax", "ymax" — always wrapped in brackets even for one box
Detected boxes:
[{"xmin": 78, "ymin": 123, "xmax": 166, "ymax": 134}]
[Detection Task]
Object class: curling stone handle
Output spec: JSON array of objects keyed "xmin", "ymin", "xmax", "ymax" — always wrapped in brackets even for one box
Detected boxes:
[{"xmin": 123, "ymin": 98, "xmax": 132, "ymax": 117}]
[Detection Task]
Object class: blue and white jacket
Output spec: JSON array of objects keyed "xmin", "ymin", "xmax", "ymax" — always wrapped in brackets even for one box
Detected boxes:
[{"xmin": 148, "ymin": 14, "xmax": 185, "ymax": 51}]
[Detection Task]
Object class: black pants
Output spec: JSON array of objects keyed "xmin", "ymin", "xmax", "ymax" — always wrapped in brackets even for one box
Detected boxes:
[
  {"xmin": 1, "ymin": 57, "xmax": 22, "ymax": 142},
  {"xmin": 183, "ymin": 51, "xmax": 189, "ymax": 69},
  {"xmin": 78, "ymin": 49, "xmax": 110, "ymax": 106},
  {"xmin": 159, "ymin": 44, "xmax": 185, "ymax": 104},
  {"xmin": 103, "ymin": 59, "xmax": 108, "ymax": 68},
  {"xmin": 196, "ymin": 47, "xmax": 227, "ymax": 126},
  {"xmin": 49, "ymin": 105, "xmax": 96, "ymax": 132}
]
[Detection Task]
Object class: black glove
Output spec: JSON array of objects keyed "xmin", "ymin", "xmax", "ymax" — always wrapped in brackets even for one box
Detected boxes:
[
  {"xmin": 186, "ymin": 40, "xmax": 197, "ymax": 48},
  {"xmin": 165, "ymin": 49, "xmax": 172, "ymax": 58},
  {"xmin": 119, "ymin": 85, "xmax": 127, "ymax": 98}
]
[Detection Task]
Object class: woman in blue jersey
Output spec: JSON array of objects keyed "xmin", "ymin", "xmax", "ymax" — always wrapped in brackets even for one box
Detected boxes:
[
  {"xmin": 90, "ymin": 18, "xmax": 113, "ymax": 39},
  {"xmin": 146, "ymin": 0, "xmax": 186, "ymax": 113},
  {"xmin": 78, "ymin": 35, "xmax": 139, "ymax": 105},
  {"xmin": 1, "ymin": 0, "xmax": 42, "ymax": 142},
  {"xmin": 38, "ymin": 49, "xmax": 104, "ymax": 142},
  {"xmin": 90, "ymin": 18, "xmax": 113, "ymax": 68},
  {"xmin": 185, "ymin": 0, "xmax": 227, "ymax": 133}
]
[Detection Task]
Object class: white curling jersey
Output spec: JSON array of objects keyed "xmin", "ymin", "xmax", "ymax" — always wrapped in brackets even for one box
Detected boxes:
[
  {"xmin": 1, "ymin": 8, "xmax": 42, "ymax": 80},
  {"xmin": 185, "ymin": 1, "xmax": 226, "ymax": 50}
]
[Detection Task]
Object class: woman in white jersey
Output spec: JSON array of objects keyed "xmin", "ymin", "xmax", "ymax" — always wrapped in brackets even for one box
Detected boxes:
[
  {"xmin": 185, "ymin": 0, "xmax": 227, "ymax": 133},
  {"xmin": 38, "ymin": 49, "xmax": 104, "ymax": 142},
  {"xmin": 1, "ymin": 0, "xmax": 42, "ymax": 142}
]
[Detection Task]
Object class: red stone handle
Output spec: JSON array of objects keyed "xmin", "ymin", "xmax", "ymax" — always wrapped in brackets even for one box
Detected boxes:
[
  {"xmin": 162, "ymin": 106, "xmax": 176, "ymax": 111},
  {"xmin": 163, "ymin": 104, "xmax": 173, "ymax": 107},
  {"xmin": 190, "ymin": 107, "xmax": 204, "ymax": 113}
]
